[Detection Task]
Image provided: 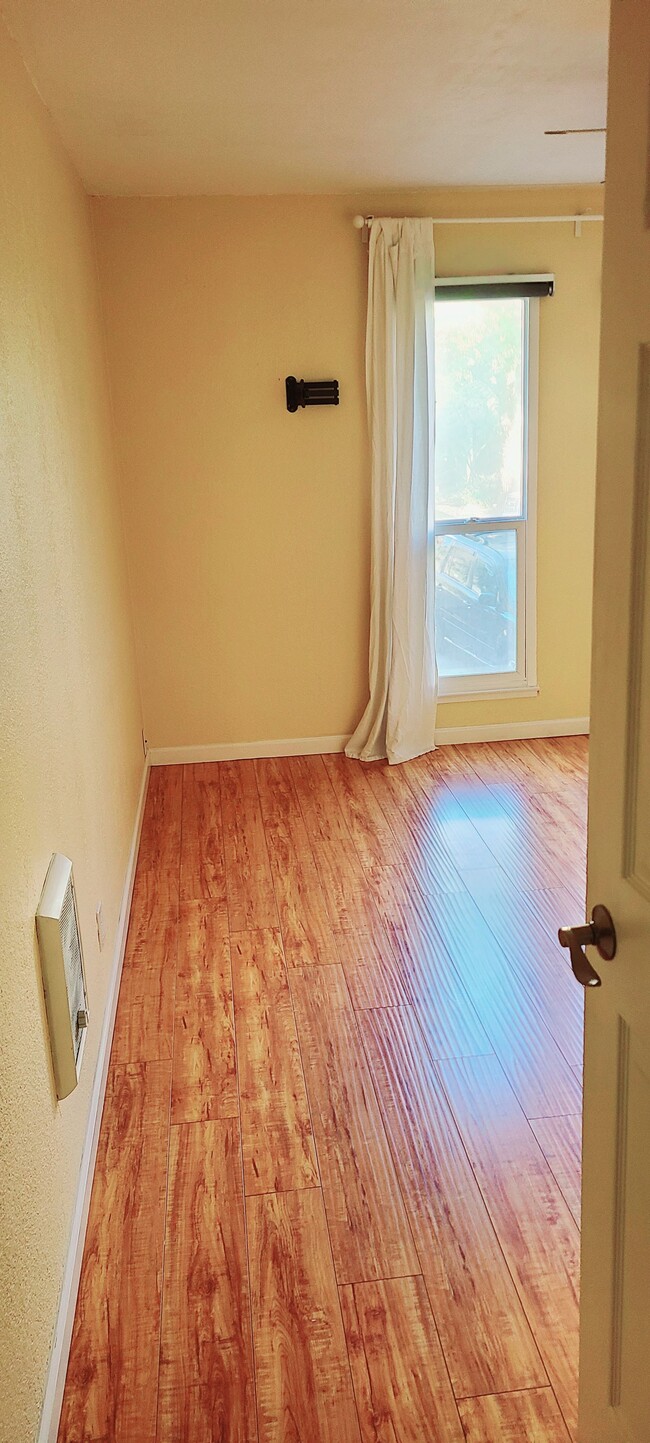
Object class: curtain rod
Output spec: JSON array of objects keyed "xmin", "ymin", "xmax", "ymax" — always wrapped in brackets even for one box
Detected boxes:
[{"xmin": 352, "ymin": 212, "xmax": 603, "ymax": 238}]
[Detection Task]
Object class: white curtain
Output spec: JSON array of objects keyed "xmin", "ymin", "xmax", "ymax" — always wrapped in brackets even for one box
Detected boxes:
[{"xmin": 346, "ymin": 217, "xmax": 437, "ymax": 765}]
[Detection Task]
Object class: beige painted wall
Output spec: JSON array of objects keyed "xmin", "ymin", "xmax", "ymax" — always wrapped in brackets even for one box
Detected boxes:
[
  {"xmin": 93, "ymin": 185, "xmax": 602, "ymax": 749},
  {"xmin": 0, "ymin": 21, "xmax": 143, "ymax": 1442}
]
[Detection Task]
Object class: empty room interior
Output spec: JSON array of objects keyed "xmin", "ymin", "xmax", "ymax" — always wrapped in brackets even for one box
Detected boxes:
[{"xmin": 2, "ymin": 1, "xmax": 650, "ymax": 1441}]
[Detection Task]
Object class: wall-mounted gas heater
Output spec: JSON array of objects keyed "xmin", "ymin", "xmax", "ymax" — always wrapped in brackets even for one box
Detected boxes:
[{"xmin": 36, "ymin": 854, "xmax": 89, "ymax": 1100}]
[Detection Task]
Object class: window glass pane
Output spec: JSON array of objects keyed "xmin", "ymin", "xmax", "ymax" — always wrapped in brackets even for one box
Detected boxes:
[
  {"xmin": 436, "ymin": 530, "xmax": 517, "ymax": 677},
  {"xmin": 434, "ymin": 298, "xmax": 525, "ymax": 520}
]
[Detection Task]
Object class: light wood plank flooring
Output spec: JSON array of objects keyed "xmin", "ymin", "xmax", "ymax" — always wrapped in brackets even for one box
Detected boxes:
[{"xmin": 58, "ymin": 737, "xmax": 587, "ymax": 1443}]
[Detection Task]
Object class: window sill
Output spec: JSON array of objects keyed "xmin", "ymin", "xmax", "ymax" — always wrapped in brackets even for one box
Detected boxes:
[{"xmin": 437, "ymin": 684, "xmax": 540, "ymax": 705}]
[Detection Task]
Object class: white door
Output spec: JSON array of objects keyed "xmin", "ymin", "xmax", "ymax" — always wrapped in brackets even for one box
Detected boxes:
[{"xmin": 577, "ymin": 2, "xmax": 650, "ymax": 1439}]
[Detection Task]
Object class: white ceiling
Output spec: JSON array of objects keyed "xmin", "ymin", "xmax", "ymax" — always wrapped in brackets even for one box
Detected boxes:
[{"xmin": 2, "ymin": 0, "xmax": 609, "ymax": 195}]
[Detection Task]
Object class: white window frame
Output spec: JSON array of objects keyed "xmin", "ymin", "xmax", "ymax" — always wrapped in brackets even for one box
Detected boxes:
[{"xmin": 435, "ymin": 285, "xmax": 540, "ymax": 703}]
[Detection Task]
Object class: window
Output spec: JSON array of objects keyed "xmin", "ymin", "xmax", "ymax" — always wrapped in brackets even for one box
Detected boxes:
[{"xmin": 434, "ymin": 281, "xmax": 542, "ymax": 699}]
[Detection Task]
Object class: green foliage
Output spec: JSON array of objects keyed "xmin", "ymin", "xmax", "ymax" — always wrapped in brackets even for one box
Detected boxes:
[{"xmin": 434, "ymin": 298, "xmax": 524, "ymax": 520}]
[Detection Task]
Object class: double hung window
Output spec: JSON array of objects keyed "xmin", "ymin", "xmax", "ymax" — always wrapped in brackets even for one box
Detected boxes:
[{"xmin": 434, "ymin": 276, "xmax": 548, "ymax": 699}]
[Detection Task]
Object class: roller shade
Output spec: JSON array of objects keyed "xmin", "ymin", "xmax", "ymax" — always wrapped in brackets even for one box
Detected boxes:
[{"xmin": 435, "ymin": 273, "xmax": 554, "ymax": 300}]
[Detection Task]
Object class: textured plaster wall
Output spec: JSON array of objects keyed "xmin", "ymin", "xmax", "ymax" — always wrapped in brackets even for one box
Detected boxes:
[
  {"xmin": 0, "ymin": 18, "xmax": 143, "ymax": 1441},
  {"xmin": 93, "ymin": 186, "xmax": 602, "ymax": 749}
]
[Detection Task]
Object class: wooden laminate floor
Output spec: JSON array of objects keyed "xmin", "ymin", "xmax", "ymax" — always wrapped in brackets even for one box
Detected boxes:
[{"xmin": 58, "ymin": 737, "xmax": 587, "ymax": 1443}]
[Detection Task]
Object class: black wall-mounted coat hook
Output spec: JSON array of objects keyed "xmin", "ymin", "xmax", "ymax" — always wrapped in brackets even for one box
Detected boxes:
[{"xmin": 286, "ymin": 376, "xmax": 339, "ymax": 412}]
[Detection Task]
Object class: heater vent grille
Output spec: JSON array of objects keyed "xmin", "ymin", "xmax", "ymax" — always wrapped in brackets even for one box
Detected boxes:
[
  {"xmin": 36, "ymin": 854, "xmax": 89, "ymax": 1099},
  {"xmin": 60, "ymin": 876, "xmax": 86, "ymax": 1056}
]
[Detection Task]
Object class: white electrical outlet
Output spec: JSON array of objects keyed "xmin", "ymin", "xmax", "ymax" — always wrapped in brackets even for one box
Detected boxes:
[{"xmin": 95, "ymin": 901, "xmax": 106, "ymax": 952}]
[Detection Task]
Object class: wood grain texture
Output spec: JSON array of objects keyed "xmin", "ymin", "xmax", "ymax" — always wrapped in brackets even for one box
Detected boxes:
[
  {"xmin": 171, "ymin": 918, "xmax": 236, "ymax": 1124},
  {"xmin": 248, "ymin": 1188, "xmax": 361, "ymax": 1443},
  {"xmin": 220, "ymin": 758, "xmax": 278, "ymax": 931},
  {"xmin": 289, "ymin": 965, "xmax": 419, "ymax": 1284},
  {"xmin": 440, "ymin": 762, "xmax": 567, "ymax": 893},
  {"xmin": 58, "ymin": 1063, "xmax": 171, "ymax": 1443},
  {"xmin": 322, "ymin": 751, "xmax": 403, "ymax": 875},
  {"xmin": 255, "ymin": 756, "xmax": 338, "ymax": 966},
  {"xmin": 230, "ymin": 927, "xmax": 318, "ymax": 1194},
  {"xmin": 529, "ymin": 1114, "xmax": 582, "ymax": 1227},
  {"xmin": 405, "ymin": 754, "xmax": 500, "ymax": 872},
  {"xmin": 340, "ymin": 1276, "xmax": 465, "ymax": 1443},
  {"xmin": 423, "ymin": 889, "xmax": 582, "ymax": 1118},
  {"xmin": 290, "ymin": 754, "xmax": 380, "ymax": 930},
  {"xmin": 61, "ymin": 738, "xmax": 587, "ymax": 1443},
  {"xmin": 461, "ymin": 870, "xmax": 584, "ymax": 1069},
  {"xmin": 359, "ymin": 1004, "xmax": 545, "ymax": 1398},
  {"xmin": 525, "ymin": 885, "xmax": 588, "ymax": 948},
  {"xmin": 510, "ymin": 779, "xmax": 583, "ymax": 831},
  {"xmin": 454, "ymin": 739, "xmax": 553, "ymax": 789},
  {"xmin": 518, "ymin": 778, "xmax": 587, "ymax": 849},
  {"xmin": 125, "ymin": 861, "xmax": 180, "ymax": 954},
  {"xmin": 138, "ymin": 766, "xmax": 183, "ymax": 880},
  {"xmin": 482, "ymin": 778, "xmax": 586, "ymax": 897},
  {"xmin": 364, "ymin": 760, "xmax": 466, "ymax": 897},
  {"xmin": 334, "ymin": 925, "xmax": 410, "ymax": 1010},
  {"xmin": 125, "ymin": 766, "xmax": 182, "ymax": 952},
  {"xmin": 171, "ymin": 981, "xmax": 238, "ymax": 1124},
  {"xmin": 438, "ymin": 1053, "xmax": 580, "ymax": 1435},
  {"xmin": 112, "ymin": 911, "xmax": 177, "ymax": 1065},
  {"xmin": 458, "ymin": 1388, "xmax": 572, "ymax": 1442},
  {"xmin": 370, "ymin": 866, "xmax": 492, "ymax": 1060},
  {"xmin": 176, "ymin": 900, "xmax": 231, "ymax": 998},
  {"xmin": 158, "ymin": 1119, "xmax": 257, "ymax": 1443},
  {"xmin": 180, "ymin": 763, "xmax": 228, "ymax": 910}
]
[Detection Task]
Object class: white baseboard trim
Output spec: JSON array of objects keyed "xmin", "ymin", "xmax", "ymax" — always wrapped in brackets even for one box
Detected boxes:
[
  {"xmin": 434, "ymin": 717, "xmax": 590, "ymax": 746},
  {"xmin": 37, "ymin": 761, "xmax": 150, "ymax": 1443},
  {"xmin": 148, "ymin": 735, "xmax": 349, "ymax": 765},
  {"xmin": 149, "ymin": 720, "xmax": 589, "ymax": 766}
]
